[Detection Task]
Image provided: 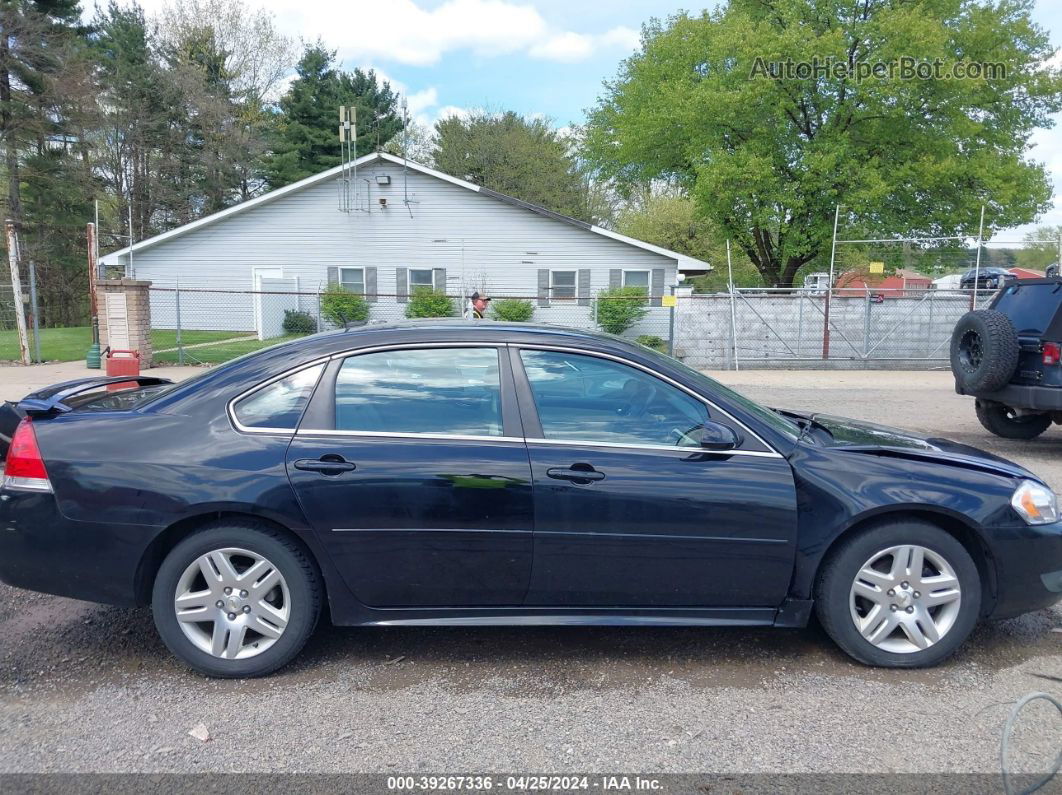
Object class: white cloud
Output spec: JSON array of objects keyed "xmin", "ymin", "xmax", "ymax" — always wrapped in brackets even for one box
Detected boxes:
[
  {"xmin": 406, "ymin": 87, "xmax": 439, "ymax": 116},
  {"xmin": 435, "ymin": 105, "xmax": 472, "ymax": 122},
  {"xmin": 528, "ymin": 26, "xmax": 639, "ymax": 62}
]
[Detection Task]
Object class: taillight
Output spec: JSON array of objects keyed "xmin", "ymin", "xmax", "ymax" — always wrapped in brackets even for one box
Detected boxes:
[
  {"xmin": 3, "ymin": 417, "xmax": 51, "ymax": 492},
  {"xmin": 1044, "ymin": 342, "xmax": 1061, "ymax": 366}
]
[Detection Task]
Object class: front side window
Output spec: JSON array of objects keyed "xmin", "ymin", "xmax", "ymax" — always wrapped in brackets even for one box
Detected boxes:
[
  {"xmin": 410, "ymin": 269, "xmax": 435, "ymax": 290},
  {"xmin": 520, "ymin": 350, "xmax": 709, "ymax": 447},
  {"xmin": 340, "ymin": 267, "xmax": 365, "ymax": 294},
  {"xmin": 551, "ymin": 271, "xmax": 576, "ymax": 299},
  {"xmin": 336, "ymin": 348, "xmax": 503, "ymax": 436},
  {"xmin": 623, "ymin": 270, "xmax": 650, "ymax": 293},
  {"xmin": 233, "ymin": 364, "xmax": 324, "ymax": 430}
]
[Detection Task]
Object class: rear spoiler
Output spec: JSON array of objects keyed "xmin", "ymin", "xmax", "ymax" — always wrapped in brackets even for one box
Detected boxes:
[{"xmin": 17, "ymin": 375, "xmax": 173, "ymax": 416}]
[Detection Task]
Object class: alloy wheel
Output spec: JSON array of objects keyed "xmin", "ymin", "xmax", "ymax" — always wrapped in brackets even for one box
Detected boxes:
[
  {"xmin": 173, "ymin": 547, "xmax": 290, "ymax": 660},
  {"xmin": 957, "ymin": 329, "xmax": 984, "ymax": 372},
  {"xmin": 849, "ymin": 544, "xmax": 962, "ymax": 654}
]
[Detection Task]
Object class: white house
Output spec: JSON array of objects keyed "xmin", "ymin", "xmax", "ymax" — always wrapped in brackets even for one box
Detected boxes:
[{"xmin": 100, "ymin": 152, "xmax": 710, "ymax": 338}]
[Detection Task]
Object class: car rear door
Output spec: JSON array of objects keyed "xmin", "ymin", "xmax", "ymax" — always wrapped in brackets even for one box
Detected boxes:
[
  {"xmin": 285, "ymin": 344, "xmax": 534, "ymax": 608},
  {"xmin": 512, "ymin": 346, "xmax": 798, "ymax": 608}
]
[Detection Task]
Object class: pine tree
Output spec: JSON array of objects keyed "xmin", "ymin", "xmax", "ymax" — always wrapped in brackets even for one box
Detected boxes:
[{"xmin": 265, "ymin": 43, "xmax": 403, "ymax": 188}]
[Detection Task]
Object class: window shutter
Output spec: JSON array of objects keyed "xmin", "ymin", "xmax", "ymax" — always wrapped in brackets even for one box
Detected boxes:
[
  {"xmin": 609, "ymin": 269, "xmax": 622, "ymax": 290},
  {"xmin": 433, "ymin": 267, "xmax": 447, "ymax": 294},
  {"xmin": 577, "ymin": 269, "xmax": 591, "ymax": 306},
  {"xmin": 650, "ymin": 268, "xmax": 665, "ymax": 307},
  {"xmin": 365, "ymin": 267, "xmax": 378, "ymax": 303},
  {"xmin": 396, "ymin": 267, "xmax": 408, "ymax": 303},
  {"xmin": 537, "ymin": 269, "xmax": 550, "ymax": 307},
  {"xmin": 327, "ymin": 266, "xmax": 339, "ymax": 286}
]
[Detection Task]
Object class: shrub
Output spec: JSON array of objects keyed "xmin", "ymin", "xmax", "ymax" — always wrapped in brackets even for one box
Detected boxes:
[
  {"xmin": 595, "ymin": 286, "xmax": 649, "ymax": 335},
  {"xmin": 406, "ymin": 287, "xmax": 455, "ymax": 318},
  {"xmin": 490, "ymin": 298, "xmax": 534, "ymax": 322},
  {"xmin": 636, "ymin": 334, "xmax": 667, "ymax": 353},
  {"xmin": 321, "ymin": 284, "xmax": 369, "ymax": 326},
  {"xmin": 282, "ymin": 310, "xmax": 317, "ymax": 335}
]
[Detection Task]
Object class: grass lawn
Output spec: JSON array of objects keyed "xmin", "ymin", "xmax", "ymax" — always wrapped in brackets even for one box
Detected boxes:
[
  {"xmin": 150, "ymin": 328, "xmax": 253, "ymax": 350},
  {"xmin": 0, "ymin": 326, "xmax": 261, "ymax": 363},
  {"xmin": 151, "ymin": 333, "xmax": 306, "ymax": 365},
  {"xmin": 0, "ymin": 326, "xmax": 91, "ymax": 362}
]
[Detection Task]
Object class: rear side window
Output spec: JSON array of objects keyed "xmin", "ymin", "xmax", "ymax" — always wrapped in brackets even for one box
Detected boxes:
[
  {"xmin": 994, "ymin": 283, "xmax": 1062, "ymax": 335},
  {"xmin": 233, "ymin": 364, "xmax": 324, "ymax": 430},
  {"xmin": 335, "ymin": 347, "xmax": 503, "ymax": 437}
]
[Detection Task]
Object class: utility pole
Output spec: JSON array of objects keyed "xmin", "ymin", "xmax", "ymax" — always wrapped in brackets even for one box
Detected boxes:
[{"xmin": 822, "ymin": 204, "xmax": 841, "ymax": 360}]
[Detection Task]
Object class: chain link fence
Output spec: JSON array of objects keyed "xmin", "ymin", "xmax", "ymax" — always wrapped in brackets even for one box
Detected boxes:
[{"xmin": 146, "ymin": 286, "xmax": 674, "ymax": 366}]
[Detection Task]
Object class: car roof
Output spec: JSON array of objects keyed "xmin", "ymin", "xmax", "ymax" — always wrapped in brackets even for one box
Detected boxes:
[{"xmin": 276, "ymin": 319, "xmax": 633, "ymax": 355}]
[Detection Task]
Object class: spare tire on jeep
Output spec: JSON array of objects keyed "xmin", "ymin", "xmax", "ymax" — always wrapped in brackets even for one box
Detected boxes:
[{"xmin": 950, "ymin": 309, "xmax": 1019, "ymax": 393}]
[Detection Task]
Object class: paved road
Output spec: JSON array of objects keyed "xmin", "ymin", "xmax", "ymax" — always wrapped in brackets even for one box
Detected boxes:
[{"xmin": 0, "ymin": 365, "xmax": 1059, "ymax": 775}]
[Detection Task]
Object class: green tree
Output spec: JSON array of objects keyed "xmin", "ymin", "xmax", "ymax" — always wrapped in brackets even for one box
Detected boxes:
[
  {"xmin": 584, "ymin": 1, "xmax": 1062, "ymax": 287},
  {"xmin": 1017, "ymin": 225, "xmax": 1062, "ymax": 270},
  {"xmin": 433, "ymin": 110, "xmax": 594, "ymax": 222},
  {"xmin": 615, "ymin": 192, "xmax": 760, "ymax": 289},
  {"xmin": 265, "ymin": 43, "xmax": 402, "ymax": 188}
]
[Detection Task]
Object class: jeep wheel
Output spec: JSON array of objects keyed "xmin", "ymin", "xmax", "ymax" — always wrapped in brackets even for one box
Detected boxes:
[
  {"xmin": 975, "ymin": 401, "xmax": 1052, "ymax": 440},
  {"xmin": 950, "ymin": 310, "xmax": 1019, "ymax": 392}
]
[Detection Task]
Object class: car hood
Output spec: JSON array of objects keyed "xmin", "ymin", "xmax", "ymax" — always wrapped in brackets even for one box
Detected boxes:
[{"xmin": 801, "ymin": 412, "xmax": 1038, "ymax": 481}]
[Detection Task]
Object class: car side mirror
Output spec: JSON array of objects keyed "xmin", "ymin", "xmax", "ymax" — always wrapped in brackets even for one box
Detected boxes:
[{"xmin": 696, "ymin": 421, "xmax": 742, "ymax": 451}]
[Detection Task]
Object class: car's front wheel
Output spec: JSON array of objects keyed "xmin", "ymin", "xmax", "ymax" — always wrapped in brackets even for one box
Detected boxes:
[
  {"xmin": 975, "ymin": 400, "xmax": 1052, "ymax": 440},
  {"xmin": 152, "ymin": 521, "xmax": 322, "ymax": 677},
  {"xmin": 816, "ymin": 521, "xmax": 981, "ymax": 668}
]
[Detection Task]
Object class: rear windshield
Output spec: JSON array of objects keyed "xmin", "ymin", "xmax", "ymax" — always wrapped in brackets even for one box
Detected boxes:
[
  {"xmin": 993, "ymin": 282, "xmax": 1062, "ymax": 336},
  {"xmin": 70, "ymin": 384, "xmax": 178, "ymax": 412}
]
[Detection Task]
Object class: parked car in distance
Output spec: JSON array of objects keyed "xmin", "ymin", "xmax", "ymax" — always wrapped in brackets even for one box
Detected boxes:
[
  {"xmin": 959, "ymin": 267, "xmax": 1018, "ymax": 291},
  {"xmin": 3, "ymin": 321, "xmax": 1061, "ymax": 677},
  {"xmin": 952, "ymin": 277, "xmax": 1062, "ymax": 439}
]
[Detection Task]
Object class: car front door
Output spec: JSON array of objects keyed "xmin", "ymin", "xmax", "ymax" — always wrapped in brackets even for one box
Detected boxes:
[
  {"xmin": 513, "ymin": 347, "xmax": 798, "ymax": 608},
  {"xmin": 285, "ymin": 345, "xmax": 533, "ymax": 608}
]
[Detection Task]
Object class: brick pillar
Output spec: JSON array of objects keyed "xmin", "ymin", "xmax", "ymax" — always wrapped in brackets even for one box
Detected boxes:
[{"xmin": 96, "ymin": 279, "xmax": 153, "ymax": 364}]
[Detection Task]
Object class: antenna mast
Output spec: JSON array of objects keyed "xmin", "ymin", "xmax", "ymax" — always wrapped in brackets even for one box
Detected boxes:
[{"xmin": 338, "ymin": 105, "xmax": 357, "ymax": 212}]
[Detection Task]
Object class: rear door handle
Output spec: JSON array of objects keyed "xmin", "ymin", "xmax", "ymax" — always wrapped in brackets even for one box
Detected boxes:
[
  {"xmin": 546, "ymin": 466, "xmax": 605, "ymax": 484},
  {"xmin": 293, "ymin": 456, "xmax": 356, "ymax": 475}
]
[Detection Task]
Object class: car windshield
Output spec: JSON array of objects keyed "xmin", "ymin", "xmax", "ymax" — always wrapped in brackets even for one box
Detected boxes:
[{"xmin": 635, "ymin": 347, "xmax": 802, "ymax": 442}]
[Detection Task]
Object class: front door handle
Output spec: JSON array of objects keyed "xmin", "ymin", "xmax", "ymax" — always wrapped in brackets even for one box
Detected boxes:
[
  {"xmin": 546, "ymin": 465, "xmax": 605, "ymax": 484},
  {"xmin": 293, "ymin": 456, "xmax": 356, "ymax": 475}
]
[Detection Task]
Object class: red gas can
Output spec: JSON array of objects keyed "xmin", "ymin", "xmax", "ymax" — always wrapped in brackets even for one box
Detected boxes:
[{"xmin": 104, "ymin": 349, "xmax": 140, "ymax": 391}]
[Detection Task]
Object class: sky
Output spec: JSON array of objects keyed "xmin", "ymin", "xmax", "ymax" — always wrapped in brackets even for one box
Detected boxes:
[{"xmin": 123, "ymin": 0, "xmax": 1062, "ymax": 244}]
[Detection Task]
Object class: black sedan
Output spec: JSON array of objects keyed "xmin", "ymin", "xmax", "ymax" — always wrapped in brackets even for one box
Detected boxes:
[
  {"xmin": 2, "ymin": 322, "xmax": 1060, "ymax": 677},
  {"xmin": 959, "ymin": 267, "xmax": 1018, "ymax": 291}
]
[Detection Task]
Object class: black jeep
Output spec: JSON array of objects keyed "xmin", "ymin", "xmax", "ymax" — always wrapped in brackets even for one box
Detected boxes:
[{"xmin": 952, "ymin": 278, "xmax": 1062, "ymax": 439}]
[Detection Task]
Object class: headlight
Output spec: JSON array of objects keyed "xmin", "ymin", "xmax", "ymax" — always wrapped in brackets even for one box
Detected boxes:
[{"xmin": 1011, "ymin": 480, "xmax": 1059, "ymax": 525}]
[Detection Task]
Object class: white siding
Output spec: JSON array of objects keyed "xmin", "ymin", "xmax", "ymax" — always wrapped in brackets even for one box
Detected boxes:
[{"xmin": 103, "ymin": 161, "xmax": 678, "ymax": 336}]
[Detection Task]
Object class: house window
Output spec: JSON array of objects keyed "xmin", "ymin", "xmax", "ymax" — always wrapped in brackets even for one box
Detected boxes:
[
  {"xmin": 623, "ymin": 270, "xmax": 650, "ymax": 293},
  {"xmin": 339, "ymin": 267, "xmax": 365, "ymax": 295},
  {"xmin": 551, "ymin": 270, "xmax": 577, "ymax": 300},
  {"xmin": 410, "ymin": 269, "xmax": 435, "ymax": 291}
]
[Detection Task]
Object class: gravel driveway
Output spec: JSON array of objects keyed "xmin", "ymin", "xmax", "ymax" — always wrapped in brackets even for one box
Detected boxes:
[{"xmin": 0, "ymin": 366, "xmax": 1059, "ymax": 777}]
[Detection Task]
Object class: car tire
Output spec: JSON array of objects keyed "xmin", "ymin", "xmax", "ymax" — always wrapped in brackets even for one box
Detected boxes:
[
  {"xmin": 815, "ymin": 520, "xmax": 981, "ymax": 668},
  {"xmin": 151, "ymin": 521, "xmax": 322, "ymax": 678},
  {"xmin": 950, "ymin": 309, "xmax": 1019, "ymax": 392},
  {"xmin": 975, "ymin": 400, "xmax": 1052, "ymax": 440}
]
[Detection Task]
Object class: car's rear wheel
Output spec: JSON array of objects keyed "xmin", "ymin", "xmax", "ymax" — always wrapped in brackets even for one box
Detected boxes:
[
  {"xmin": 975, "ymin": 400, "xmax": 1052, "ymax": 440},
  {"xmin": 815, "ymin": 521, "xmax": 980, "ymax": 668},
  {"xmin": 151, "ymin": 521, "xmax": 321, "ymax": 678}
]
